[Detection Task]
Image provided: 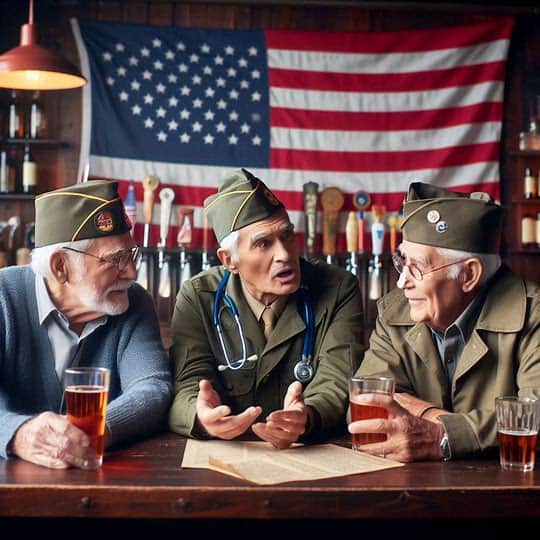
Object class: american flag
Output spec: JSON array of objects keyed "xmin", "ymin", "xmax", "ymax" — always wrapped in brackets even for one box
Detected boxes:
[{"xmin": 73, "ymin": 18, "xmax": 513, "ymax": 252}]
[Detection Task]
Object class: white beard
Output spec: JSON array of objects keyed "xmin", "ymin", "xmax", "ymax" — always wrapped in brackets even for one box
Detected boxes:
[
  {"xmin": 77, "ymin": 280, "xmax": 132, "ymax": 316},
  {"xmin": 71, "ymin": 265, "xmax": 133, "ymax": 316}
]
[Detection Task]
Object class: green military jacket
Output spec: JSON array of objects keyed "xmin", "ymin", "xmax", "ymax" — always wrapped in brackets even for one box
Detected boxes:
[
  {"xmin": 357, "ymin": 266, "xmax": 540, "ymax": 458},
  {"xmin": 168, "ymin": 259, "xmax": 364, "ymax": 440}
]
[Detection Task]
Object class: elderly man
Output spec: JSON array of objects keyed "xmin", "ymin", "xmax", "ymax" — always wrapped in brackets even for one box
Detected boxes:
[
  {"xmin": 349, "ymin": 182, "xmax": 540, "ymax": 462},
  {"xmin": 169, "ymin": 169, "xmax": 364, "ymax": 448},
  {"xmin": 0, "ymin": 180, "xmax": 172, "ymax": 469}
]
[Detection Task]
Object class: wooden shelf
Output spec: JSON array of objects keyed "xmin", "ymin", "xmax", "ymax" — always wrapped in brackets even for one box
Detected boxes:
[
  {"xmin": 509, "ymin": 150, "xmax": 540, "ymax": 157},
  {"xmin": 0, "ymin": 193, "xmax": 34, "ymax": 201},
  {"xmin": 3, "ymin": 138, "xmax": 67, "ymax": 148}
]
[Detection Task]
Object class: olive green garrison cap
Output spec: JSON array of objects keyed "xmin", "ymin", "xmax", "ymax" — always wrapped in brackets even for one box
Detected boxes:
[
  {"xmin": 204, "ymin": 169, "xmax": 284, "ymax": 242},
  {"xmin": 401, "ymin": 182, "xmax": 503, "ymax": 254},
  {"xmin": 35, "ymin": 180, "xmax": 131, "ymax": 247}
]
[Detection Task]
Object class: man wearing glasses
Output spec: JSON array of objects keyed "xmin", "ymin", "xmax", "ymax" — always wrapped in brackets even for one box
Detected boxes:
[
  {"xmin": 349, "ymin": 182, "xmax": 540, "ymax": 462},
  {"xmin": 0, "ymin": 180, "xmax": 172, "ymax": 469}
]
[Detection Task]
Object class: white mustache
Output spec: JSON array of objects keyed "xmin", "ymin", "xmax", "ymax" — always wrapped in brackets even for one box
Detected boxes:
[{"xmin": 106, "ymin": 280, "xmax": 134, "ymax": 294}]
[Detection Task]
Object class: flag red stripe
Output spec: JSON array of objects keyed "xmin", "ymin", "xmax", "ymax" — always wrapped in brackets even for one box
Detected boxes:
[
  {"xmin": 269, "ymin": 61, "xmax": 505, "ymax": 92},
  {"xmin": 271, "ymin": 142, "xmax": 499, "ymax": 173},
  {"xmin": 265, "ymin": 19, "xmax": 513, "ymax": 53},
  {"xmin": 271, "ymin": 102, "xmax": 503, "ymax": 131}
]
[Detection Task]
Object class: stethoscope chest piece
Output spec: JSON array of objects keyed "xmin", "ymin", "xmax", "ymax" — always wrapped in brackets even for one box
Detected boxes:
[{"xmin": 293, "ymin": 360, "xmax": 314, "ymax": 383}]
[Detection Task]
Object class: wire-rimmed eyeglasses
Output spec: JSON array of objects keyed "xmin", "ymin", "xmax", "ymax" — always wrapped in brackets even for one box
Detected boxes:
[
  {"xmin": 63, "ymin": 246, "xmax": 141, "ymax": 271},
  {"xmin": 391, "ymin": 252, "xmax": 469, "ymax": 281}
]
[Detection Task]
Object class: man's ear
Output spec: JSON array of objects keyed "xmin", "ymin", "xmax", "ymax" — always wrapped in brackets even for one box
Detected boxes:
[
  {"xmin": 49, "ymin": 251, "xmax": 69, "ymax": 284},
  {"xmin": 461, "ymin": 258, "xmax": 483, "ymax": 293},
  {"xmin": 217, "ymin": 248, "xmax": 238, "ymax": 273}
]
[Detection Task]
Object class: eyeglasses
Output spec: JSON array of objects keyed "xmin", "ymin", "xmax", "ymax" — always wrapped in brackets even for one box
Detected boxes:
[
  {"xmin": 63, "ymin": 246, "xmax": 141, "ymax": 271},
  {"xmin": 391, "ymin": 252, "xmax": 469, "ymax": 281}
]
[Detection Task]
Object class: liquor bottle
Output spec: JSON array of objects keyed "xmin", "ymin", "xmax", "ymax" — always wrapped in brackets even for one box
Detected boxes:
[
  {"xmin": 28, "ymin": 91, "xmax": 46, "ymax": 139},
  {"xmin": 22, "ymin": 145, "xmax": 37, "ymax": 195},
  {"xmin": 521, "ymin": 215, "xmax": 536, "ymax": 247},
  {"xmin": 0, "ymin": 147, "xmax": 18, "ymax": 193},
  {"xmin": 524, "ymin": 167, "xmax": 537, "ymax": 199},
  {"xmin": 8, "ymin": 91, "xmax": 24, "ymax": 139}
]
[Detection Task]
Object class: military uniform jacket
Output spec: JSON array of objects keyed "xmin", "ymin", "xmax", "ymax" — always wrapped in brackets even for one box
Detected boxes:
[
  {"xmin": 168, "ymin": 259, "xmax": 364, "ymax": 440},
  {"xmin": 358, "ymin": 266, "xmax": 540, "ymax": 458}
]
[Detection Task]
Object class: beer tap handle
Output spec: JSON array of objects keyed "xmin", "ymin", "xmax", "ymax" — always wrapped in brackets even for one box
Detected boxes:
[
  {"xmin": 302, "ymin": 182, "xmax": 319, "ymax": 260},
  {"xmin": 352, "ymin": 191, "xmax": 370, "ymax": 254},
  {"xmin": 320, "ymin": 187, "xmax": 344, "ymax": 262},
  {"xmin": 387, "ymin": 214, "xmax": 398, "ymax": 254},
  {"xmin": 142, "ymin": 175, "xmax": 160, "ymax": 247},
  {"xmin": 176, "ymin": 207, "xmax": 194, "ymax": 247}
]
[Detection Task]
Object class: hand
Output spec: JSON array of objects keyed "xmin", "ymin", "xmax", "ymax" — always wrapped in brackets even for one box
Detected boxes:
[
  {"xmin": 196, "ymin": 379, "xmax": 262, "ymax": 440},
  {"xmin": 348, "ymin": 393, "xmax": 446, "ymax": 462},
  {"xmin": 10, "ymin": 411, "xmax": 98, "ymax": 469},
  {"xmin": 394, "ymin": 392, "xmax": 448, "ymax": 422},
  {"xmin": 252, "ymin": 381, "xmax": 307, "ymax": 449}
]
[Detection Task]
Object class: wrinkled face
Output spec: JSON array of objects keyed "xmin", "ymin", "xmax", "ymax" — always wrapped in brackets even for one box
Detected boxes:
[
  {"xmin": 397, "ymin": 240, "xmax": 468, "ymax": 332},
  {"xmin": 232, "ymin": 212, "xmax": 301, "ymax": 305},
  {"xmin": 70, "ymin": 233, "xmax": 137, "ymax": 316}
]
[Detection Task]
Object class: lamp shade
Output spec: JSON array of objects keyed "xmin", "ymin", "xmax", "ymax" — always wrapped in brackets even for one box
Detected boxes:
[{"xmin": 0, "ymin": 1, "xmax": 86, "ymax": 90}]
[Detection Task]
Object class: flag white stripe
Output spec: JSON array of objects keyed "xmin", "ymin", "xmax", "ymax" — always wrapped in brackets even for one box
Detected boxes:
[
  {"xmin": 271, "ymin": 121, "xmax": 501, "ymax": 152},
  {"xmin": 90, "ymin": 155, "xmax": 499, "ymax": 194},
  {"xmin": 270, "ymin": 81, "xmax": 504, "ymax": 112},
  {"xmin": 267, "ymin": 39, "xmax": 510, "ymax": 74}
]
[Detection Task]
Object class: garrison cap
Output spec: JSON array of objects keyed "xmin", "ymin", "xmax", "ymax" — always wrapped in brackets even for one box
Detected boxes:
[
  {"xmin": 400, "ymin": 182, "xmax": 503, "ymax": 254},
  {"xmin": 204, "ymin": 168, "xmax": 284, "ymax": 242},
  {"xmin": 35, "ymin": 180, "xmax": 131, "ymax": 247}
]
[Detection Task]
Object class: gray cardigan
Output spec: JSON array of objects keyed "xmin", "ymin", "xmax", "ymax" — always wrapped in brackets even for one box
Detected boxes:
[{"xmin": 0, "ymin": 266, "xmax": 172, "ymax": 458}]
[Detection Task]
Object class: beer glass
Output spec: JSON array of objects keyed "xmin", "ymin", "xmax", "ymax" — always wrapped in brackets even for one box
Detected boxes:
[
  {"xmin": 63, "ymin": 367, "xmax": 110, "ymax": 469},
  {"xmin": 495, "ymin": 396, "xmax": 539, "ymax": 472},
  {"xmin": 349, "ymin": 376, "xmax": 395, "ymax": 450}
]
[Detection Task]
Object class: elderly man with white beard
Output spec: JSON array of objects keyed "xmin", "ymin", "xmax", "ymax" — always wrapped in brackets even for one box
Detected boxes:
[{"xmin": 0, "ymin": 180, "xmax": 172, "ymax": 469}]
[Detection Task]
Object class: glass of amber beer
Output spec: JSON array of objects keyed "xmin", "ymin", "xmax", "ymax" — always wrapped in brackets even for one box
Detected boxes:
[
  {"xmin": 495, "ymin": 396, "xmax": 539, "ymax": 472},
  {"xmin": 64, "ymin": 367, "xmax": 110, "ymax": 469},
  {"xmin": 349, "ymin": 376, "xmax": 395, "ymax": 450}
]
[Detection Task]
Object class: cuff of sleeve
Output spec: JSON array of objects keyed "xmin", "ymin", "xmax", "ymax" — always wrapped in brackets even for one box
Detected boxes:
[
  {"xmin": 439, "ymin": 413, "xmax": 480, "ymax": 458},
  {"xmin": 0, "ymin": 413, "xmax": 33, "ymax": 459}
]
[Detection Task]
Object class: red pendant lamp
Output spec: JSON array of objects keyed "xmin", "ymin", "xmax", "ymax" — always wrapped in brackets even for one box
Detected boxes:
[{"xmin": 0, "ymin": 0, "xmax": 86, "ymax": 90}]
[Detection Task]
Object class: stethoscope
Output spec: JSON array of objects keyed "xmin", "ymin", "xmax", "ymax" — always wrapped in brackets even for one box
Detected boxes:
[{"xmin": 213, "ymin": 271, "xmax": 316, "ymax": 383}]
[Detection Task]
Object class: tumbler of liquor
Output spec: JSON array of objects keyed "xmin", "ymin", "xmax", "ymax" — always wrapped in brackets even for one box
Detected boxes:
[
  {"xmin": 63, "ymin": 367, "xmax": 110, "ymax": 469},
  {"xmin": 349, "ymin": 376, "xmax": 395, "ymax": 450},
  {"xmin": 495, "ymin": 396, "xmax": 539, "ymax": 472}
]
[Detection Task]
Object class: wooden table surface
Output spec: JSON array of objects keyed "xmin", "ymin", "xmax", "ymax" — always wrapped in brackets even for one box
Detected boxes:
[{"xmin": 1, "ymin": 432, "xmax": 539, "ymax": 522}]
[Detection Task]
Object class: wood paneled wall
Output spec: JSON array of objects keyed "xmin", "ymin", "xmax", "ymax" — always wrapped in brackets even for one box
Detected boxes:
[{"xmin": 0, "ymin": 0, "xmax": 538, "ymax": 282}]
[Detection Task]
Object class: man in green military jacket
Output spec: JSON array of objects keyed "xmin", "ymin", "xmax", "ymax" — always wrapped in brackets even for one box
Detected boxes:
[
  {"xmin": 169, "ymin": 169, "xmax": 364, "ymax": 448},
  {"xmin": 349, "ymin": 182, "xmax": 540, "ymax": 462}
]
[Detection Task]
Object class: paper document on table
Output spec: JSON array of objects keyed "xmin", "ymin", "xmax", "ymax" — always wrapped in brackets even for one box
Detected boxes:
[{"xmin": 182, "ymin": 439, "xmax": 403, "ymax": 485}]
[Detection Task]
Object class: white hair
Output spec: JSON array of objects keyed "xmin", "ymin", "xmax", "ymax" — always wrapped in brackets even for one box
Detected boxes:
[
  {"xmin": 219, "ymin": 230, "xmax": 240, "ymax": 263},
  {"xmin": 434, "ymin": 246, "xmax": 501, "ymax": 286},
  {"xmin": 30, "ymin": 238, "xmax": 94, "ymax": 278}
]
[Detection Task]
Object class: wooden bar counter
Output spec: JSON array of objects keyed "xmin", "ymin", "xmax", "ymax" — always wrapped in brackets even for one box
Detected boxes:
[{"xmin": 1, "ymin": 432, "xmax": 539, "ymax": 536}]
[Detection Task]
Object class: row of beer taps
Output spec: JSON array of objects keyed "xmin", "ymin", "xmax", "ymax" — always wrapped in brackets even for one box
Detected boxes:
[
  {"xmin": 130, "ymin": 176, "xmax": 401, "ymax": 311},
  {"xmin": 303, "ymin": 182, "xmax": 401, "ymax": 301}
]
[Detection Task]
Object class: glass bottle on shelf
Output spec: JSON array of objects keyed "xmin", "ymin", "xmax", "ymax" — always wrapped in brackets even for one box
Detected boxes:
[
  {"xmin": 8, "ymin": 91, "xmax": 24, "ymax": 139},
  {"xmin": 28, "ymin": 91, "xmax": 47, "ymax": 139},
  {"xmin": 524, "ymin": 167, "xmax": 537, "ymax": 199},
  {"xmin": 0, "ymin": 147, "xmax": 18, "ymax": 193},
  {"xmin": 22, "ymin": 144, "xmax": 37, "ymax": 195},
  {"xmin": 521, "ymin": 215, "xmax": 536, "ymax": 247}
]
